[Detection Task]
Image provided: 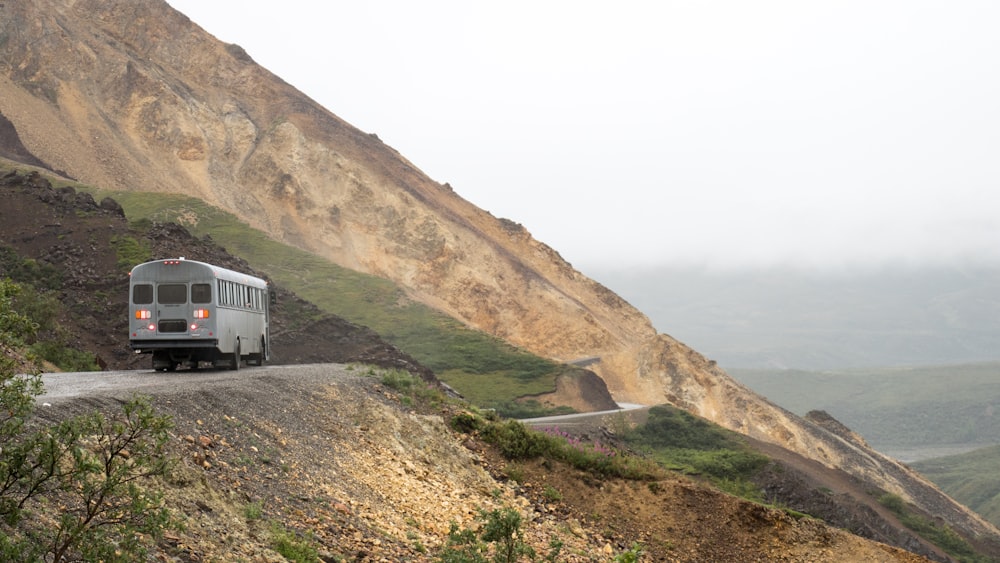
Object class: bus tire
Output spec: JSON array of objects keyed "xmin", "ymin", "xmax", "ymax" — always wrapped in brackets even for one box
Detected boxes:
[
  {"xmin": 230, "ymin": 340, "xmax": 241, "ymax": 371},
  {"xmin": 248, "ymin": 337, "xmax": 265, "ymax": 366}
]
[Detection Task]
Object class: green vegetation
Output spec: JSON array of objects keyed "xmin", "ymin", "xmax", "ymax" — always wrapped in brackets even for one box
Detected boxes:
[
  {"xmin": 457, "ymin": 412, "xmax": 664, "ymax": 481},
  {"xmin": 0, "ymin": 279, "xmax": 177, "ymax": 561},
  {"xmin": 0, "ymin": 248, "xmax": 62, "ymax": 290},
  {"xmin": 244, "ymin": 500, "xmax": 264, "ymax": 521},
  {"xmin": 624, "ymin": 405, "xmax": 769, "ymax": 498},
  {"xmin": 731, "ymin": 364, "xmax": 1000, "ymax": 448},
  {"xmin": 110, "ymin": 234, "xmax": 152, "ymax": 272},
  {"xmin": 878, "ymin": 493, "xmax": 987, "ymax": 562},
  {"xmin": 1, "ymin": 247, "xmax": 100, "ymax": 371},
  {"xmin": 455, "ymin": 404, "xmax": 769, "ymax": 500},
  {"xmin": 440, "ymin": 507, "xmax": 552, "ymax": 563},
  {"xmin": 613, "ymin": 543, "xmax": 644, "ymax": 563},
  {"xmin": 912, "ymin": 445, "xmax": 1000, "ymax": 529},
  {"xmin": 269, "ymin": 522, "xmax": 320, "ymax": 563},
  {"xmin": 367, "ymin": 366, "xmax": 449, "ymax": 410},
  {"xmin": 81, "ymin": 189, "xmax": 569, "ymax": 416}
]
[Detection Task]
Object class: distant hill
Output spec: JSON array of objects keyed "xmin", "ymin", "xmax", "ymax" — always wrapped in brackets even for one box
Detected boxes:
[
  {"xmin": 591, "ymin": 265, "xmax": 1000, "ymax": 370},
  {"xmin": 729, "ymin": 362, "xmax": 1000, "ymax": 458},
  {"xmin": 912, "ymin": 445, "xmax": 1000, "ymax": 530}
]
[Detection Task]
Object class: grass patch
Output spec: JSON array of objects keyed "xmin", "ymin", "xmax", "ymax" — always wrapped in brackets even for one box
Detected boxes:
[
  {"xmin": 624, "ymin": 405, "xmax": 769, "ymax": 499},
  {"xmin": 460, "ymin": 415, "xmax": 664, "ymax": 481},
  {"xmin": 269, "ymin": 522, "xmax": 320, "ymax": 563},
  {"xmin": 110, "ymin": 234, "xmax": 152, "ymax": 273}
]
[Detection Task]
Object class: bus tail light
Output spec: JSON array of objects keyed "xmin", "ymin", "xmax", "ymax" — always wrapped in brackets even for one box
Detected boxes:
[
  {"xmin": 193, "ymin": 309, "xmax": 210, "ymax": 319},
  {"xmin": 147, "ymin": 323, "xmax": 155, "ymax": 331},
  {"xmin": 135, "ymin": 310, "xmax": 151, "ymax": 320}
]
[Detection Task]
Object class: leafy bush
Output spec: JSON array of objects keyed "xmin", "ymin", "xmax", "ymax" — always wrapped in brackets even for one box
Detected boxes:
[
  {"xmin": 439, "ymin": 507, "xmax": 535, "ymax": 563},
  {"xmin": 0, "ymin": 279, "xmax": 177, "ymax": 561},
  {"xmin": 29, "ymin": 340, "xmax": 99, "ymax": 371},
  {"xmin": 0, "ymin": 247, "xmax": 62, "ymax": 290},
  {"xmin": 450, "ymin": 411, "xmax": 486, "ymax": 434},
  {"xmin": 481, "ymin": 420, "xmax": 550, "ymax": 460},
  {"xmin": 0, "ymin": 276, "xmax": 100, "ymax": 372}
]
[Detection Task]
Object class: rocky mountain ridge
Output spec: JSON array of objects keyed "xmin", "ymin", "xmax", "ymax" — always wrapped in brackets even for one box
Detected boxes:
[{"xmin": 2, "ymin": 0, "xmax": 999, "ymax": 553}]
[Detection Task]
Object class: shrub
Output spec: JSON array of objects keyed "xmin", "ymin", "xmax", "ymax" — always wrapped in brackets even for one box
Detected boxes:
[
  {"xmin": 0, "ymin": 279, "xmax": 177, "ymax": 561},
  {"xmin": 270, "ymin": 523, "xmax": 320, "ymax": 563},
  {"xmin": 439, "ymin": 507, "xmax": 535, "ymax": 563},
  {"xmin": 450, "ymin": 411, "xmax": 485, "ymax": 434},
  {"xmin": 480, "ymin": 420, "xmax": 550, "ymax": 460},
  {"xmin": 29, "ymin": 340, "xmax": 100, "ymax": 371}
]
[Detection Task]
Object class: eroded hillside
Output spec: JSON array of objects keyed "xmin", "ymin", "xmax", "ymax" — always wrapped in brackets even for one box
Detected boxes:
[
  {"xmin": 1, "ymin": 0, "xmax": 999, "ymax": 552},
  {"xmin": 36, "ymin": 365, "xmax": 938, "ymax": 563}
]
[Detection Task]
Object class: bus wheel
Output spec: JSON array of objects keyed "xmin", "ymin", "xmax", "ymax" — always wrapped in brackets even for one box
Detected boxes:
[
  {"xmin": 229, "ymin": 340, "xmax": 241, "ymax": 371},
  {"xmin": 152, "ymin": 351, "xmax": 171, "ymax": 372},
  {"xmin": 248, "ymin": 337, "xmax": 265, "ymax": 366}
]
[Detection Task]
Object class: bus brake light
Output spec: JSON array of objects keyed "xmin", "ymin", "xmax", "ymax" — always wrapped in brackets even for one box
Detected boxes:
[
  {"xmin": 193, "ymin": 309, "xmax": 210, "ymax": 319},
  {"xmin": 135, "ymin": 310, "xmax": 151, "ymax": 320}
]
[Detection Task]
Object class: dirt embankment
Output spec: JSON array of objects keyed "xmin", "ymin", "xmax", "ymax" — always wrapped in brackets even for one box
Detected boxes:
[{"xmin": 35, "ymin": 364, "xmax": 934, "ymax": 562}]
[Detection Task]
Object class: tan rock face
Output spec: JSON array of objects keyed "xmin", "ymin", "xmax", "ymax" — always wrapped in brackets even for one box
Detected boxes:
[{"xmin": 2, "ymin": 0, "xmax": 998, "ymax": 543}]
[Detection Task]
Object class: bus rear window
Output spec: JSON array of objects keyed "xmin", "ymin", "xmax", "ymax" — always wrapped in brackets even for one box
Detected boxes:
[
  {"xmin": 191, "ymin": 283, "xmax": 212, "ymax": 304},
  {"xmin": 133, "ymin": 284, "xmax": 153, "ymax": 304},
  {"xmin": 157, "ymin": 284, "xmax": 187, "ymax": 304}
]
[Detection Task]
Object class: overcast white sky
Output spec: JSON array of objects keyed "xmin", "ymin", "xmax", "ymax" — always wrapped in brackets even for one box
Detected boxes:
[{"xmin": 167, "ymin": 1, "xmax": 1000, "ymax": 271}]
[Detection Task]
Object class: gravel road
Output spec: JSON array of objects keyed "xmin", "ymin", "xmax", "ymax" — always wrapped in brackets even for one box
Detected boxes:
[{"xmin": 39, "ymin": 364, "xmax": 353, "ymax": 403}]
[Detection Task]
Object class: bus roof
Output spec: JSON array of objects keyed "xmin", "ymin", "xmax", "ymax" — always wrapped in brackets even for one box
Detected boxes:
[{"xmin": 129, "ymin": 258, "xmax": 267, "ymax": 288}]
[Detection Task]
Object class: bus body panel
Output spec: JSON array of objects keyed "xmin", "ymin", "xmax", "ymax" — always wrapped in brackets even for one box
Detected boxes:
[{"xmin": 129, "ymin": 259, "xmax": 269, "ymax": 370}]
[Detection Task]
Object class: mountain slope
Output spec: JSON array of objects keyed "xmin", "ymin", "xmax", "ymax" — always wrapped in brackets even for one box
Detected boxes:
[{"xmin": 2, "ymin": 0, "xmax": 999, "ymax": 550}]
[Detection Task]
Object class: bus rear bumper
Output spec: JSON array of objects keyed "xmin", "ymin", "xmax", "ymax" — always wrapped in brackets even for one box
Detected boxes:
[{"xmin": 131, "ymin": 339, "xmax": 219, "ymax": 353}]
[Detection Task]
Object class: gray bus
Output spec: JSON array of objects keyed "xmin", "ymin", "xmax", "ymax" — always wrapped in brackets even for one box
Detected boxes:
[{"xmin": 129, "ymin": 258, "xmax": 270, "ymax": 371}]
